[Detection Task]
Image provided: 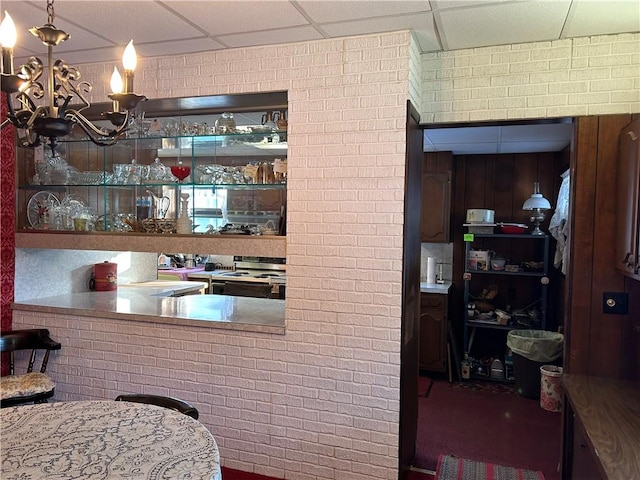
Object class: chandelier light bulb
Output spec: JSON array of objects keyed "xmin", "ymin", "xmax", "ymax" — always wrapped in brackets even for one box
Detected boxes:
[
  {"xmin": 110, "ymin": 67, "xmax": 123, "ymax": 94},
  {"xmin": 0, "ymin": 12, "xmax": 16, "ymax": 48},
  {"xmin": 122, "ymin": 40, "xmax": 137, "ymax": 71}
]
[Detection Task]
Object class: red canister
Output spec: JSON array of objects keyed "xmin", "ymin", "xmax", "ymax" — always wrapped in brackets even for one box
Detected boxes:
[{"xmin": 92, "ymin": 261, "xmax": 118, "ymax": 291}]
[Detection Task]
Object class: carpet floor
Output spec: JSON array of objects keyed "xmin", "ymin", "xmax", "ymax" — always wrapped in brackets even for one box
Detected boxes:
[{"xmin": 415, "ymin": 379, "xmax": 561, "ymax": 480}]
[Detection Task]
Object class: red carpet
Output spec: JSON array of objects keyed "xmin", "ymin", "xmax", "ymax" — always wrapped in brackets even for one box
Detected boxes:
[
  {"xmin": 221, "ymin": 467, "xmax": 279, "ymax": 480},
  {"xmin": 419, "ymin": 375, "xmax": 433, "ymax": 397},
  {"xmin": 415, "ymin": 380, "xmax": 561, "ymax": 480},
  {"xmin": 436, "ymin": 454, "xmax": 545, "ymax": 480}
]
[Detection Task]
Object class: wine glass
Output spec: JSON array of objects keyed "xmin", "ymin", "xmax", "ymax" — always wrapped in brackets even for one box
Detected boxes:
[{"xmin": 170, "ymin": 163, "xmax": 191, "ymax": 183}]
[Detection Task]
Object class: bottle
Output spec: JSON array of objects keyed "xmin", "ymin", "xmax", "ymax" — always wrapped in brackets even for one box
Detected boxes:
[{"xmin": 461, "ymin": 353, "xmax": 471, "ymax": 380}]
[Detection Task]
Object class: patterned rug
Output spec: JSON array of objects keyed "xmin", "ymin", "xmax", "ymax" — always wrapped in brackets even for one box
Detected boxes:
[
  {"xmin": 448, "ymin": 380, "xmax": 515, "ymax": 394},
  {"xmin": 436, "ymin": 454, "xmax": 546, "ymax": 480}
]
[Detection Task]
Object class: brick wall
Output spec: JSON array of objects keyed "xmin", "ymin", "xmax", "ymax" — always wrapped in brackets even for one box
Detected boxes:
[
  {"xmin": 421, "ymin": 33, "xmax": 640, "ymax": 123},
  {"xmin": 13, "ymin": 31, "xmax": 413, "ymax": 480}
]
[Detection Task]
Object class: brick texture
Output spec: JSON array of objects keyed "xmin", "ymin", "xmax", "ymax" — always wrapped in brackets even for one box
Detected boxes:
[
  {"xmin": 13, "ymin": 31, "xmax": 413, "ymax": 480},
  {"xmin": 421, "ymin": 33, "xmax": 640, "ymax": 122}
]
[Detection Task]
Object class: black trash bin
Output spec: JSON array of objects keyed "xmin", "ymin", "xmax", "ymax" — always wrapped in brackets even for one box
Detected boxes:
[{"xmin": 507, "ymin": 330, "xmax": 563, "ymax": 399}]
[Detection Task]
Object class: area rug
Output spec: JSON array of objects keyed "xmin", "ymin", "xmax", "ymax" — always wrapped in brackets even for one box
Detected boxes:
[
  {"xmin": 449, "ymin": 380, "xmax": 515, "ymax": 394},
  {"xmin": 436, "ymin": 454, "xmax": 546, "ymax": 480}
]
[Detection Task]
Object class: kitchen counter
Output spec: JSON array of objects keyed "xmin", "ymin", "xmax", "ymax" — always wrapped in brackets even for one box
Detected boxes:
[
  {"xmin": 12, "ymin": 289, "xmax": 285, "ymax": 334},
  {"xmin": 420, "ymin": 282, "xmax": 452, "ymax": 294},
  {"xmin": 122, "ymin": 280, "xmax": 208, "ymax": 296}
]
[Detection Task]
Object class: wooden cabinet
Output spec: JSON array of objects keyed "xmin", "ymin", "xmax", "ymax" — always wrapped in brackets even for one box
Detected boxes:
[
  {"xmin": 569, "ymin": 416, "xmax": 603, "ymax": 480},
  {"xmin": 419, "ymin": 293, "xmax": 448, "ymax": 372},
  {"xmin": 562, "ymin": 375, "xmax": 640, "ymax": 480},
  {"xmin": 616, "ymin": 118, "xmax": 640, "ymax": 280},
  {"xmin": 421, "ymin": 152, "xmax": 452, "ymax": 243}
]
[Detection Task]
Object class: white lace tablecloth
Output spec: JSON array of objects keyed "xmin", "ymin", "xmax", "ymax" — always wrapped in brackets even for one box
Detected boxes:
[{"xmin": 1, "ymin": 400, "xmax": 221, "ymax": 480}]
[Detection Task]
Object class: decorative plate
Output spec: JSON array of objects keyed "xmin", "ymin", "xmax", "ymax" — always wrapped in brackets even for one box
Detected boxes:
[{"xmin": 27, "ymin": 191, "xmax": 60, "ymax": 228}]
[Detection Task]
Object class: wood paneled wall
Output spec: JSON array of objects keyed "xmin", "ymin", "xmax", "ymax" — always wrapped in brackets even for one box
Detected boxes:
[{"xmin": 567, "ymin": 114, "xmax": 639, "ymax": 379}]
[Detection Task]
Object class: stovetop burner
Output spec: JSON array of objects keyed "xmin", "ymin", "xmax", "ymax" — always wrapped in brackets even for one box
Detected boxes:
[{"xmin": 255, "ymin": 273, "xmax": 283, "ymax": 278}]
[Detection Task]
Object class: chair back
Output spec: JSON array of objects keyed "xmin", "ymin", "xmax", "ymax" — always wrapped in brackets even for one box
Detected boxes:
[
  {"xmin": 0, "ymin": 329, "xmax": 61, "ymax": 407},
  {"xmin": 115, "ymin": 394, "xmax": 199, "ymax": 420},
  {"xmin": 0, "ymin": 329, "xmax": 61, "ymax": 375}
]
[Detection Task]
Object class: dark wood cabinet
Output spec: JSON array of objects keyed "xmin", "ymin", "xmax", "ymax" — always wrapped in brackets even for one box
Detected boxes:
[
  {"xmin": 419, "ymin": 293, "xmax": 448, "ymax": 372},
  {"xmin": 562, "ymin": 375, "xmax": 640, "ymax": 480},
  {"xmin": 616, "ymin": 118, "xmax": 640, "ymax": 279},
  {"xmin": 421, "ymin": 152, "xmax": 452, "ymax": 243}
]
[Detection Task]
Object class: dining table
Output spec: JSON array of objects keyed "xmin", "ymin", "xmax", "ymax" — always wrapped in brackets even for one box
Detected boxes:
[{"xmin": 0, "ymin": 400, "xmax": 221, "ymax": 480}]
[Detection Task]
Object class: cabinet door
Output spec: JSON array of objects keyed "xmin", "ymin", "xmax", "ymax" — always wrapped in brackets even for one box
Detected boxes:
[
  {"xmin": 419, "ymin": 294, "xmax": 447, "ymax": 372},
  {"xmin": 616, "ymin": 119, "xmax": 640, "ymax": 277},
  {"xmin": 421, "ymin": 171, "xmax": 451, "ymax": 243},
  {"xmin": 571, "ymin": 418, "xmax": 603, "ymax": 480}
]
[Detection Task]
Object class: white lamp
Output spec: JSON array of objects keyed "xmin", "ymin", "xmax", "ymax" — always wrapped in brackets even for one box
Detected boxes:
[{"xmin": 522, "ymin": 182, "xmax": 551, "ymax": 235}]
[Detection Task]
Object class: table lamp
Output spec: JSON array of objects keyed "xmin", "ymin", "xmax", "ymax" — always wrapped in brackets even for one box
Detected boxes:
[{"xmin": 522, "ymin": 182, "xmax": 551, "ymax": 235}]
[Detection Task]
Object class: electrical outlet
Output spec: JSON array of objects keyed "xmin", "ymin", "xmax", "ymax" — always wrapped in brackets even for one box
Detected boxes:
[{"xmin": 603, "ymin": 292, "xmax": 628, "ymax": 315}]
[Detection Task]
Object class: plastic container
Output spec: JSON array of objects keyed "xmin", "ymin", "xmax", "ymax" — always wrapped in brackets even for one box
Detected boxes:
[
  {"xmin": 507, "ymin": 330, "xmax": 564, "ymax": 399},
  {"xmin": 540, "ymin": 365, "xmax": 563, "ymax": 412}
]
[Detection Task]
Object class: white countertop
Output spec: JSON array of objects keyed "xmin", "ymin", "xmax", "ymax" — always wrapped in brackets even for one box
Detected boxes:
[
  {"xmin": 420, "ymin": 282, "xmax": 452, "ymax": 294},
  {"xmin": 121, "ymin": 280, "xmax": 208, "ymax": 296},
  {"xmin": 12, "ymin": 288, "xmax": 285, "ymax": 334}
]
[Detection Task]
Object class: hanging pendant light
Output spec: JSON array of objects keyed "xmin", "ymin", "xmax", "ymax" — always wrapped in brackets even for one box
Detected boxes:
[{"xmin": 0, "ymin": 0, "xmax": 146, "ymax": 151}]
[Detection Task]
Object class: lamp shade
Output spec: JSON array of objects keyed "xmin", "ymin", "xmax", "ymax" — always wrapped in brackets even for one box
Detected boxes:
[{"xmin": 522, "ymin": 182, "xmax": 551, "ymax": 210}]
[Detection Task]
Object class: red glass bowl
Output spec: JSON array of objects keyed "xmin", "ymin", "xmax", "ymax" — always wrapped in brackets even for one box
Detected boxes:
[{"xmin": 170, "ymin": 165, "xmax": 191, "ymax": 182}]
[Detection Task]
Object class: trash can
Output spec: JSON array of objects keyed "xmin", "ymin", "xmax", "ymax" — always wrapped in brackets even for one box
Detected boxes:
[
  {"xmin": 506, "ymin": 330, "xmax": 563, "ymax": 399},
  {"xmin": 540, "ymin": 365, "xmax": 563, "ymax": 412}
]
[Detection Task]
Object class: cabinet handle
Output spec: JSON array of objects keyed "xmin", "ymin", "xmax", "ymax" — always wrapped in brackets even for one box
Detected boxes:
[{"xmin": 627, "ymin": 131, "xmax": 638, "ymax": 141}]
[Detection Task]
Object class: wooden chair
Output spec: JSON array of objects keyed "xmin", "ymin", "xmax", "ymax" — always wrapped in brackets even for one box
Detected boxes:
[
  {"xmin": 0, "ymin": 329, "xmax": 62, "ymax": 408},
  {"xmin": 222, "ymin": 281, "xmax": 273, "ymax": 298},
  {"xmin": 115, "ymin": 394, "xmax": 199, "ymax": 420}
]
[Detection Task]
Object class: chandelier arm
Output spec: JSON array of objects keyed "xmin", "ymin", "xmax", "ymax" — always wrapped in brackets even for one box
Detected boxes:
[{"xmin": 66, "ymin": 108, "xmax": 131, "ymax": 145}]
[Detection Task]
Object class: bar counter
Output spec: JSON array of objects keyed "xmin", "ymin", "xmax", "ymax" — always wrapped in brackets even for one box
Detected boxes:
[{"xmin": 11, "ymin": 287, "xmax": 286, "ymax": 335}]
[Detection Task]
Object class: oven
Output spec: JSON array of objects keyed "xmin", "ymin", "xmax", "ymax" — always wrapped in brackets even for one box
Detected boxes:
[{"xmin": 189, "ymin": 257, "xmax": 286, "ymax": 298}]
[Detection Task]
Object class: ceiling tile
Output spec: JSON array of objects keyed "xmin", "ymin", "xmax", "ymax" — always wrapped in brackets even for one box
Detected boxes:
[
  {"xmin": 219, "ymin": 25, "xmax": 323, "ymax": 48},
  {"xmin": 436, "ymin": 0, "xmax": 572, "ymax": 50},
  {"xmin": 321, "ymin": 12, "xmax": 436, "ymax": 43},
  {"xmin": 136, "ymin": 37, "xmax": 226, "ymax": 59},
  {"xmin": 563, "ymin": 0, "xmax": 640, "ymax": 38},
  {"xmin": 162, "ymin": 1, "xmax": 309, "ymax": 36},
  {"xmin": 500, "ymin": 124, "xmax": 573, "ymax": 142},
  {"xmin": 296, "ymin": 0, "xmax": 432, "ymax": 24},
  {"xmin": 46, "ymin": 1, "xmax": 206, "ymax": 44}
]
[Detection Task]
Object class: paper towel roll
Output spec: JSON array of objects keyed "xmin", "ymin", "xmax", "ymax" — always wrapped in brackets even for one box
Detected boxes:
[{"xmin": 426, "ymin": 257, "xmax": 437, "ymax": 284}]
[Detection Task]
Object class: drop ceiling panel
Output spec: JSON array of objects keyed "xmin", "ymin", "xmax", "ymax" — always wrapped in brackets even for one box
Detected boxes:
[
  {"xmin": 563, "ymin": 0, "xmax": 640, "ymax": 37},
  {"xmin": 436, "ymin": 1, "xmax": 572, "ymax": 50},
  {"xmin": 219, "ymin": 25, "xmax": 324, "ymax": 49},
  {"xmin": 162, "ymin": 1, "xmax": 309, "ymax": 36},
  {"xmin": 321, "ymin": 12, "xmax": 438, "ymax": 48},
  {"xmin": 295, "ymin": 0, "xmax": 432, "ymax": 23}
]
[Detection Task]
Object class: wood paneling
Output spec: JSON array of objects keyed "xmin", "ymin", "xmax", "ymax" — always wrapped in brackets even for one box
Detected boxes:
[{"xmin": 566, "ymin": 114, "xmax": 639, "ymax": 379}]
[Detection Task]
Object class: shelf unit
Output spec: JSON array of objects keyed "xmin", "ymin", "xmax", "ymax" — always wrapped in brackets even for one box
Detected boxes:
[
  {"xmin": 14, "ymin": 92, "xmax": 289, "ymax": 255},
  {"xmin": 462, "ymin": 233, "xmax": 550, "ymax": 382}
]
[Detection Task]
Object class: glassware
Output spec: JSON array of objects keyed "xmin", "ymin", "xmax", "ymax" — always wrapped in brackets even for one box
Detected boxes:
[{"xmin": 170, "ymin": 163, "xmax": 191, "ymax": 183}]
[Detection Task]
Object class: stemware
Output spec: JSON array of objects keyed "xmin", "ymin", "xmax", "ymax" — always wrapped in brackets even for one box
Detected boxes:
[{"xmin": 170, "ymin": 163, "xmax": 191, "ymax": 183}]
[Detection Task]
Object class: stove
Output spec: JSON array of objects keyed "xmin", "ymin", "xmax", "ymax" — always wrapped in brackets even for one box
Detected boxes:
[{"xmin": 187, "ymin": 256, "xmax": 286, "ymax": 297}]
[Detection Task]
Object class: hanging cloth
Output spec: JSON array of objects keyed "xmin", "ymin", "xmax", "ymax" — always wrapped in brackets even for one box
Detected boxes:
[{"xmin": 549, "ymin": 169, "xmax": 570, "ymax": 275}]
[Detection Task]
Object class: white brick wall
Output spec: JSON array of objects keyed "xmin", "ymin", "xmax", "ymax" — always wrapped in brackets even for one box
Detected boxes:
[
  {"xmin": 421, "ymin": 33, "xmax": 640, "ymax": 122},
  {"xmin": 13, "ymin": 31, "xmax": 413, "ymax": 480}
]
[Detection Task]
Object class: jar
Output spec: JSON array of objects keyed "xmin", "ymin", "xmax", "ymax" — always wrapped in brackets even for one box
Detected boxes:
[{"xmin": 215, "ymin": 112, "xmax": 236, "ymax": 133}]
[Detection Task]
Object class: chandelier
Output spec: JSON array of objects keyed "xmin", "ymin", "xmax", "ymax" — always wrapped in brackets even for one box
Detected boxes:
[{"xmin": 0, "ymin": 0, "xmax": 146, "ymax": 151}]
